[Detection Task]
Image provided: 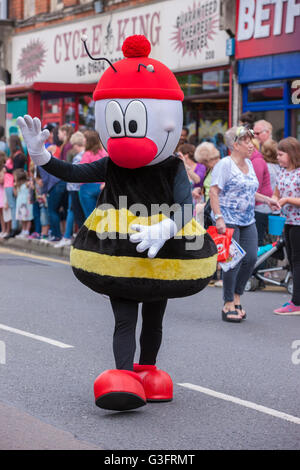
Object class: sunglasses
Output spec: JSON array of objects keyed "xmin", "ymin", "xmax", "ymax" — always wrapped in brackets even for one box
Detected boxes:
[{"xmin": 253, "ymin": 130, "xmax": 267, "ymax": 136}]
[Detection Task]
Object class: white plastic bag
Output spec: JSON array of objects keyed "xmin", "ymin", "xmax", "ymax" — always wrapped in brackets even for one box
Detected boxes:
[{"xmin": 219, "ymin": 239, "xmax": 246, "ymax": 272}]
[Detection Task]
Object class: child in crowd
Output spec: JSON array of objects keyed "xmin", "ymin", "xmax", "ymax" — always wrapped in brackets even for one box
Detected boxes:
[
  {"xmin": 14, "ymin": 169, "xmax": 33, "ymax": 238},
  {"xmin": 35, "ymin": 169, "xmax": 49, "ymax": 240},
  {"xmin": 273, "ymin": 137, "xmax": 300, "ymax": 315},
  {"xmin": 0, "ymin": 158, "xmax": 5, "ymax": 237}
]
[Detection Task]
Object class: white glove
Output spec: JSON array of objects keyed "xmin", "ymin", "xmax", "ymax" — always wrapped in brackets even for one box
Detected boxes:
[
  {"xmin": 16, "ymin": 115, "xmax": 51, "ymax": 166},
  {"xmin": 129, "ymin": 218, "xmax": 178, "ymax": 258}
]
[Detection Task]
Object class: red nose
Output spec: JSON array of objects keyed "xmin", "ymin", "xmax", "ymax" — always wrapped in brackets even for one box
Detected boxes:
[{"xmin": 107, "ymin": 137, "xmax": 158, "ymax": 169}]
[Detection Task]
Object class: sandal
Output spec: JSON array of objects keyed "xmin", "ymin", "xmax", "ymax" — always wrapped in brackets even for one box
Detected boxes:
[
  {"xmin": 222, "ymin": 308, "xmax": 241, "ymax": 323},
  {"xmin": 235, "ymin": 304, "xmax": 247, "ymax": 320}
]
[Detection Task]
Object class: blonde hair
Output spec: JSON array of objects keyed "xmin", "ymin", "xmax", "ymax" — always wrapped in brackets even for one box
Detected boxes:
[
  {"xmin": 70, "ymin": 131, "xmax": 85, "ymax": 147},
  {"xmin": 195, "ymin": 142, "xmax": 220, "ymax": 164},
  {"xmin": 261, "ymin": 139, "xmax": 278, "ymax": 164}
]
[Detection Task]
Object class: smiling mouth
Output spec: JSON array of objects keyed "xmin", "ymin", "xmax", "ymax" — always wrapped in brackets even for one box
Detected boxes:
[{"xmin": 152, "ymin": 132, "xmax": 170, "ymax": 161}]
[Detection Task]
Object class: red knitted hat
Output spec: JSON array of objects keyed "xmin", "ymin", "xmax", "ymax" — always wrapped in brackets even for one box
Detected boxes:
[{"xmin": 93, "ymin": 35, "xmax": 184, "ymax": 102}]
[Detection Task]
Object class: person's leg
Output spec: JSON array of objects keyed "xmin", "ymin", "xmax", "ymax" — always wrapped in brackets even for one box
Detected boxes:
[
  {"xmin": 234, "ymin": 223, "xmax": 258, "ymax": 310},
  {"xmin": 255, "ymin": 211, "xmax": 268, "ymax": 247},
  {"xmin": 64, "ymin": 192, "xmax": 74, "ymax": 239},
  {"xmin": 222, "ymin": 225, "xmax": 242, "ymax": 319},
  {"xmin": 79, "ymin": 184, "xmax": 100, "ymax": 219},
  {"xmin": 32, "ymin": 201, "xmax": 41, "ymax": 234},
  {"xmin": 110, "ymin": 297, "xmax": 139, "ymax": 370},
  {"xmin": 47, "ymin": 181, "xmax": 67, "ymax": 239},
  {"xmin": 5, "ymin": 187, "xmax": 17, "ymax": 231},
  {"xmin": 139, "ymin": 299, "xmax": 168, "ymax": 365},
  {"xmin": 70, "ymin": 191, "xmax": 85, "ymax": 227},
  {"xmin": 287, "ymin": 225, "xmax": 300, "ymax": 306}
]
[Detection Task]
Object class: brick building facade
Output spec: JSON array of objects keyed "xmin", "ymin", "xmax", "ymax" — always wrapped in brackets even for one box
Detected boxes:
[{"xmin": 4, "ymin": 0, "xmax": 232, "ymax": 140}]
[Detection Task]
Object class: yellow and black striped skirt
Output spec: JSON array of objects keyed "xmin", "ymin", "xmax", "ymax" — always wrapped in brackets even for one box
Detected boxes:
[{"xmin": 70, "ymin": 208, "xmax": 217, "ymax": 301}]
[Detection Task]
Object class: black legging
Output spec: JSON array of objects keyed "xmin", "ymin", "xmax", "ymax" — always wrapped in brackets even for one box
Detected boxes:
[
  {"xmin": 110, "ymin": 297, "xmax": 168, "ymax": 370},
  {"xmin": 284, "ymin": 224, "xmax": 300, "ymax": 306}
]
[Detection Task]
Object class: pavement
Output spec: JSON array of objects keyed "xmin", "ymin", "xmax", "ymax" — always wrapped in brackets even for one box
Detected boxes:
[
  {"xmin": 0, "ymin": 237, "xmax": 71, "ymax": 260},
  {"xmin": 0, "ymin": 400, "xmax": 101, "ymax": 450}
]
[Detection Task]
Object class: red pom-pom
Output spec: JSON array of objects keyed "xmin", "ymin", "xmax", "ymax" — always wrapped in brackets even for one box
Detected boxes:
[{"xmin": 122, "ymin": 35, "xmax": 151, "ymax": 58}]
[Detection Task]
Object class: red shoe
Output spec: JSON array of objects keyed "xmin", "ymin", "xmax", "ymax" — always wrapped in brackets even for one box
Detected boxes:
[
  {"xmin": 133, "ymin": 364, "xmax": 173, "ymax": 402},
  {"xmin": 94, "ymin": 369, "xmax": 147, "ymax": 411}
]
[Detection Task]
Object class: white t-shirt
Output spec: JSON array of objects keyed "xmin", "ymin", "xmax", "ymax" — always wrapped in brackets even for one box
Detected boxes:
[
  {"xmin": 210, "ymin": 156, "xmax": 259, "ymax": 226},
  {"xmin": 277, "ymin": 167, "xmax": 300, "ymax": 225}
]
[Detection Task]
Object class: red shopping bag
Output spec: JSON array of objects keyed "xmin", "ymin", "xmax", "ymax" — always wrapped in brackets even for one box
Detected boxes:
[{"xmin": 207, "ymin": 226, "xmax": 234, "ymax": 262}]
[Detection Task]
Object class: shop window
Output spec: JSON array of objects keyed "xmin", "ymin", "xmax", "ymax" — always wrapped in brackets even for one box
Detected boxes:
[
  {"xmin": 0, "ymin": 0, "xmax": 7, "ymax": 19},
  {"xmin": 251, "ymin": 110, "xmax": 285, "ymax": 141},
  {"xmin": 50, "ymin": 0, "xmax": 63, "ymax": 12},
  {"xmin": 247, "ymin": 82, "xmax": 284, "ymax": 103},
  {"xmin": 23, "ymin": 0, "xmax": 35, "ymax": 19},
  {"xmin": 41, "ymin": 97, "xmax": 76, "ymax": 128},
  {"xmin": 177, "ymin": 70, "xmax": 230, "ymax": 97},
  {"xmin": 291, "ymin": 109, "xmax": 300, "ymax": 141},
  {"xmin": 78, "ymin": 95, "xmax": 95, "ymax": 129}
]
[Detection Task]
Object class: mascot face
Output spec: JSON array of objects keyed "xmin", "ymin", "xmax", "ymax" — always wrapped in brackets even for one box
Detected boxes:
[
  {"xmin": 89, "ymin": 34, "xmax": 184, "ymax": 169},
  {"xmin": 95, "ymin": 98, "xmax": 182, "ymax": 168}
]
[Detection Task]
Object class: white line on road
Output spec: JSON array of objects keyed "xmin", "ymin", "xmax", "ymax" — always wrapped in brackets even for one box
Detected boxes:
[
  {"xmin": 0, "ymin": 323, "xmax": 74, "ymax": 349},
  {"xmin": 178, "ymin": 383, "xmax": 300, "ymax": 426}
]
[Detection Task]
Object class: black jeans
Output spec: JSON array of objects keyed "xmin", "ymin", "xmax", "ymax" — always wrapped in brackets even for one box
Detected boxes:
[
  {"xmin": 284, "ymin": 224, "xmax": 300, "ymax": 305},
  {"xmin": 110, "ymin": 297, "xmax": 168, "ymax": 370}
]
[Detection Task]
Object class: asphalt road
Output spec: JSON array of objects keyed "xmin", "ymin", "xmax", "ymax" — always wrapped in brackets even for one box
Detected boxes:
[{"xmin": 0, "ymin": 247, "xmax": 299, "ymax": 450}]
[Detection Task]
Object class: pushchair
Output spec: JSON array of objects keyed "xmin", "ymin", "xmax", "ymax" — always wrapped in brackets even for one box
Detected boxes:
[{"xmin": 245, "ymin": 216, "xmax": 293, "ymax": 295}]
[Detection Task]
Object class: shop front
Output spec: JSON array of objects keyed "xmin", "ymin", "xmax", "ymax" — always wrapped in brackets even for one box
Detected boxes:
[
  {"xmin": 236, "ymin": 0, "xmax": 300, "ymax": 139},
  {"xmin": 6, "ymin": 82, "xmax": 95, "ymax": 136},
  {"xmin": 8, "ymin": 0, "xmax": 229, "ymax": 142}
]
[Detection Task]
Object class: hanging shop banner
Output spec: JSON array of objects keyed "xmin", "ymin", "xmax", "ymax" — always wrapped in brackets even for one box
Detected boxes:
[
  {"xmin": 236, "ymin": 0, "xmax": 300, "ymax": 59},
  {"xmin": 12, "ymin": 0, "xmax": 228, "ymax": 84}
]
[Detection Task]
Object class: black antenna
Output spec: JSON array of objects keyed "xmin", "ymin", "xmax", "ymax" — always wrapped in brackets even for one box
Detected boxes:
[
  {"xmin": 138, "ymin": 63, "xmax": 154, "ymax": 73},
  {"xmin": 81, "ymin": 35, "xmax": 117, "ymax": 73}
]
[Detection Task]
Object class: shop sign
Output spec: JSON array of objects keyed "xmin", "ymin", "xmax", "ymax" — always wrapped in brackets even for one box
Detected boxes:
[
  {"xmin": 12, "ymin": 0, "xmax": 228, "ymax": 84},
  {"xmin": 236, "ymin": 0, "xmax": 300, "ymax": 59}
]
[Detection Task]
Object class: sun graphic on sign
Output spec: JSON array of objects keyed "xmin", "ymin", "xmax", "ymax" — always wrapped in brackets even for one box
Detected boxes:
[
  {"xmin": 17, "ymin": 39, "xmax": 47, "ymax": 82},
  {"xmin": 171, "ymin": 1, "xmax": 218, "ymax": 57}
]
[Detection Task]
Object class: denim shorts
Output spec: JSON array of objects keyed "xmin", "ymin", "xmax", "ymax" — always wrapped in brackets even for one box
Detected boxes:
[{"xmin": 40, "ymin": 206, "xmax": 49, "ymax": 227}]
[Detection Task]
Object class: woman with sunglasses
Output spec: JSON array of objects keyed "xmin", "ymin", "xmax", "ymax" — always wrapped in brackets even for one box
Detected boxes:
[{"xmin": 210, "ymin": 127, "xmax": 280, "ymax": 322}]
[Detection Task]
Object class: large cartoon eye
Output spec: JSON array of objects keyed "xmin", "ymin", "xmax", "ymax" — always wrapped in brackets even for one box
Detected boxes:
[
  {"xmin": 124, "ymin": 101, "xmax": 147, "ymax": 137},
  {"xmin": 105, "ymin": 101, "xmax": 125, "ymax": 138}
]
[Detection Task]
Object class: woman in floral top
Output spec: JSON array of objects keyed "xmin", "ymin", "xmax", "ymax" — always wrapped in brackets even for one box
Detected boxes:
[{"xmin": 273, "ymin": 137, "xmax": 300, "ymax": 315}]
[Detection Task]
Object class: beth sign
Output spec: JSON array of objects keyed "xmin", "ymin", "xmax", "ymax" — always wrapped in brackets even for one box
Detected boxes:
[{"xmin": 236, "ymin": 0, "xmax": 300, "ymax": 59}]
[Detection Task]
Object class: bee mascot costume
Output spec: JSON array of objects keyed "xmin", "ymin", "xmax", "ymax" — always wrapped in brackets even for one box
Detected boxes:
[{"xmin": 17, "ymin": 35, "xmax": 217, "ymax": 412}]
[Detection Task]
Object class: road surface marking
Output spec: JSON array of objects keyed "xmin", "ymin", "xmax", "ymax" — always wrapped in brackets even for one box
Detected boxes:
[
  {"xmin": 178, "ymin": 383, "xmax": 300, "ymax": 425},
  {"xmin": 0, "ymin": 323, "xmax": 74, "ymax": 349},
  {"xmin": 0, "ymin": 247, "xmax": 69, "ymax": 265}
]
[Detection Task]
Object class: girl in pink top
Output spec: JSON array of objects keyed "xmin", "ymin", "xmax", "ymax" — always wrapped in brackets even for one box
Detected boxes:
[
  {"xmin": 251, "ymin": 146, "xmax": 273, "ymax": 246},
  {"xmin": 79, "ymin": 130, "xmax": 107, "ymax": 218}
]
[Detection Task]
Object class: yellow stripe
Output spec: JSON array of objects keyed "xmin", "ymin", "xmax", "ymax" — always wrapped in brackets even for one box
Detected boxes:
[
  {"xmin": 70, "ymin": 247, "xmax": 217, "ymax": 281},
  {"xmin": 84, "ymin": 208, "xmax": 206, "ymax": 237}
]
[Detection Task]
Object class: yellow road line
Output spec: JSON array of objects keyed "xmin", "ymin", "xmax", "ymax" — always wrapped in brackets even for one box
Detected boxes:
[{"xmin": 0, "ymin": 246, "xmax": 70, "ymax": 266}]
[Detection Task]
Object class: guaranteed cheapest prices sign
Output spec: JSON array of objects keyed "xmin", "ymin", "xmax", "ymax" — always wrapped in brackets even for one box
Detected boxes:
[{"xmin": 236, "ymin": 0, "xmax": 300, "ymax": 59}]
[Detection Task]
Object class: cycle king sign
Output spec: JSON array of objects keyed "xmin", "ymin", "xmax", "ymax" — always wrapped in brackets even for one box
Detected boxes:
[{"xmin": 12, "ymin": 0, "xmax": 228, "ymax": 84}]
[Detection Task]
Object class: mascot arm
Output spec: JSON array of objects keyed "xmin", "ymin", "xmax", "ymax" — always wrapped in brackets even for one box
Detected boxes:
[
  {"xmin": 171, "ymin": 161, "xmax": 193, "ymax": 230},
  {"xmin": 42, "ymin": 156, "xmax": 108, "ymax": 183}
]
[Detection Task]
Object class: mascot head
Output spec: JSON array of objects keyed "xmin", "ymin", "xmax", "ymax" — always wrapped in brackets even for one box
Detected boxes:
[{"xmin": 83, "ymin": 35, "xmax": 184, "ymax": 169}]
